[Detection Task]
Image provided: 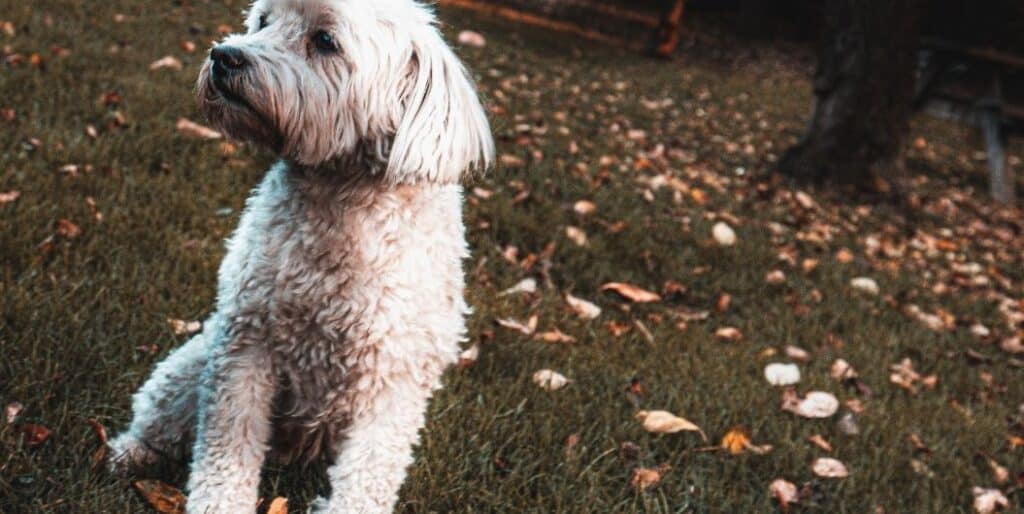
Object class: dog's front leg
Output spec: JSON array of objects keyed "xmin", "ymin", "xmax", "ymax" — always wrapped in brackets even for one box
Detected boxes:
[
  {"xmin": 186, "ymin": 331, "xmax": 276, "ymax": 514},
  {"xmin": 311, "ymin": 380, "xmax": 432, "ymax": 514}
]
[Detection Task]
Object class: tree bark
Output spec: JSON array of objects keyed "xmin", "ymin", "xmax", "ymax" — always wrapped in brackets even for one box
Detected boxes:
[{"xmin": 778, "ymin": 0, "xmax": 923, "ymax": 184}]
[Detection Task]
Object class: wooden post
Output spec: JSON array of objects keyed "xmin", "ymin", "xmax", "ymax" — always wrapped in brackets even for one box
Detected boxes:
[
  {"xmin": 980, "ymin": 99, "xmax": 1015, "ymax": 205},
  {"xmin": 648, "ymin": 0, "xmax": 686, "ymax": 59},
  {"xmin": 980, "ymin": 76, "xmax": 1015, "ymax": 205}
]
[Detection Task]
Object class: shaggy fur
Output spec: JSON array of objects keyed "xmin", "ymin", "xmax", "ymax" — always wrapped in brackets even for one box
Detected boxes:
[{"xmin": 107, "ymin": 1, "xmax": 494, "ymax": 512}]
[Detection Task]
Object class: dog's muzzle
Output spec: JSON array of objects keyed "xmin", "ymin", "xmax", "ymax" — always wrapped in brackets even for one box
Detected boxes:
[{"xmin": 209, "ymin": 45, "xmax": 250, "ymax": 101}]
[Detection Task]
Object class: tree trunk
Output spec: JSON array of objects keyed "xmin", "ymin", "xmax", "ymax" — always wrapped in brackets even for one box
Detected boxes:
[{"xmin": 778, "ymin": 0, "xmax": 923, "ymax": 184}]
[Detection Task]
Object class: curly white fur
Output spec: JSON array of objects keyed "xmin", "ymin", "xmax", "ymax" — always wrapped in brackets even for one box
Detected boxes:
[{"xmin": 108, "ymin": 1, "xmax": 493, "ymax": 512}]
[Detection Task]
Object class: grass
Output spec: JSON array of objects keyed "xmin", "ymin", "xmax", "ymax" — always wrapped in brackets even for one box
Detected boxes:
[{"xmin": 2, "ymin": 1, "xmax": 1023, "ymax": 512}]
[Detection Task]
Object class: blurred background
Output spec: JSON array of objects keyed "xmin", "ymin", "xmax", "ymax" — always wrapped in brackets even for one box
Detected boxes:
[{"xmin": 1, "ymin": 1, "xmax": 1022, "ymax": 513}]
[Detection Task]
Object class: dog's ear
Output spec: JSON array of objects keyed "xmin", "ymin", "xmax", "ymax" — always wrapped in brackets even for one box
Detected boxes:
[{"xmin": 386, "ymin": 29, "xmax": 494, "ymax": 184}]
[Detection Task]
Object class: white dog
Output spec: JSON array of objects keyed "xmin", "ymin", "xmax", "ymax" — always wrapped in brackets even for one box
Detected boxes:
[{"xmin": 108, "ymin": 0, "xmax": 493, "ymax": 512}]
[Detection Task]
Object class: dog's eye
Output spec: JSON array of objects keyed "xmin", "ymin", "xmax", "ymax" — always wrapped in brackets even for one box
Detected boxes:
[
  {"xmin": 257, "ymin": 14, "xmax": 269, "ymax": 31},
  {"xmin": 312, "ymin": 30, "xmax": 337, "ymax": 53}
]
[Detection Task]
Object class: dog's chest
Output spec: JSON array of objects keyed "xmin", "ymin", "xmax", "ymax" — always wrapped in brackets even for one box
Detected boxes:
[{"xmin": 216, "ymin": 167, "xmax": 469, "ymax": 461}]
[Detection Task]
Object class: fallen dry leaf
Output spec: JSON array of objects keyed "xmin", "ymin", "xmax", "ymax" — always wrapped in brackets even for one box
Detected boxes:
[
  {"xmin": 785, "ymin": 345, "xmax": 811, "ymax": 363},
  {"xmin": 499, "ymin": 278, "xmax": 536, "ymax": 296},
  {"xmin": 0, "ymin": 190, "xmax": 20, "ymax": 204},
  {"xmin": 6, "ymin": 401, "xmax": 23, "ymax": 424},
  {"xmin": 984, "ymin": 456, "xmax": 1010, "ymax": 485},
  {"xmin": 889, "ymin": 357, "xmax": 922, "ymax": 393},
  {"xmin": 769, "ymin": 478, "xmax": 799, "ymax": 512},
  {"xmin": 167, "ymin": 318, "xmax": 201, "ymax": 336},
  {"xmin": 631, "ymin": 465, "xmax": 670, "ymax": 491},
  {"xmin": 764, "ymin": 363, "xmax": 801, "ymax": 386},
  {"xmin": 781, "ymin": 389, "xmax": 839, "ymax": 418},
  {"xmin": 765, "ymin": 269, "xmax": 786, "ymax": 285},
  {"xmin": 807, "ymin": 434, "xmax": 833, "ymax": 452},
  {"xmin": 712, "ymin": 222, "xmax": 737, "ymax": 246},
  {"xmin": 149, "ymin": 55, "xmax": 182, "ymax": 71},
  {"xmin": 635, "ymin": 410, "xmax": 707, "ymax": 441},
  {"xmin": 812, "ymin": 457, "xmax": 849, "ymax": 478},
  {"xmin": 714, "ymin": 326, "xmax": 743, "ymax": 341},
  {"xmin": 600, "ymin": 282, "xmax": 661, "ymax": 303},
  {"xmin": 87, "ymin": 418, "xmax": 109, "ymax": 469},
  {"xmin": 499, "ymin": 154, "xmax": 524, "ymax": 167},
  {"xmin": 134, "ymin": 480, "xmax": 186, "ymax": 514},
  {"xmin": 565, "ymin": 294, "xmax": 601, "ymax": 319},
  {"xmin": 565, "ymin": 226, "xmax": 587, "ymax": 246},
  {"xmin": 266, "ymin": 497, "xmax": 288, "ymax": 514},
  {"xmin": 999, "ymin": 337, "xmax": 1023, "ymax": 354},
  {"xmin": 972, "ymin": 487, "xmax": 1010, "ymax": 514},
  {"xmin": 496, "ymin": 315, "xmax": 537, "ymax": 335},
  {"xmin": 717, "ymin": 426, "xmax": 776, "ymax": 455},
  {"xmin": 456, "ymin": 30, "xmax": 486, "ymax": 48},
  {"xmin": 457, "ymin": 344, "xmax": 479, "ymax": 369},
  {"xmin": 573, "ymin": 200, "xmax": 596, "ymax": 215},
  {"xmin": 535, "ymin": 328, "xmax": 576, "ymax": 344},
  {"xmin": 176, "ymin": 118, "xmax": 222, "ymax": 140},
  {"xmin": 56, "ymin": 219, "xmax": 82, "ymax": 238},
  {"xmin": 850, "ymin": 277, "xmax": 879, "ymax": 295},
  {"xmin": 22, "ymin": 423, "xmax": 51, "ymax": 446},
  {"xmin": 532, "ymin": 369, "xmax": 570, "ymax": 391},
  {"xmin": 830, "ymin": 358, "xmax": 858, "ymax": 380}
]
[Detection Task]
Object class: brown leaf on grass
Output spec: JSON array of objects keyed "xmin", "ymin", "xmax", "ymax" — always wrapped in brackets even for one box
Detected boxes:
[
  {"xmin": 532, "ymin": 369, "xmax": 570, "ymax": 391},
  {"xmin": 720, "ymin": 426, "xmax": 772, "ymax": 455},
  {"xmin": 811, "ymin": 457, "xmax": 849, "ymax": 478},
  {"xmin": 785, "ymin": 345, "xmax": 811, "ymax": 363},
  {"xmin": 133, "ymin": 480, "xmax": 186, "ymax": 514},
  {"xmin": 830, "ymin": 359, "xmax": 858, "ymax": 380},
  {"xmin": 565, "ymin": 294, "xmax": 601, "ymax": 319},
  {"xmin": 631, "ymin": 465, "xmax": 670, "ymax": 491},
  {"xmin": 88, "ymin": 418, "xmax": 109, "ymax": 469},
  {"xmin": 721, "ymin": 426, "xmax": 751, "ymax": 455},
  {"xmin": 769, "ymin": 478, "xmax": 799, "ymax": 512},
  {"xmin": 984, "ymin": 455, "xmax": 1010, "ymax": 485},
  {"xmin": 167, "ymin": 318, "xmax": 201, "ymax": 336},
  {"xmin": 456, "ymin": 30, "xmax": 486, "ymax": 48},
  {"xmin": 535, "ymin": 328, "xmax": 576, "ymax": 344},
  {"xmin": 457, "ymin": 344, "xmax": 479, "ymax": 369},
  {"xmin": 22, "ymin": 423, "xmax": 51, "ymax": 446},
  {"xmin": 266, "ymin": 497, "xmax": 288, "ymax": 514},
  {"xmin": 56, "ymin": 219, "xmax": 82, "ymax": 238},
  {"xmin": 499, "ymin": 154, "xmax": 524, "ymax": 167},
  {"xmin": 0, "ymin": 190, "xmax": 19, "ymax": 204},
  {"xmin": 5, "ymin": 401, "xmax": 22, "ymax": 424},
  {"xmin": 496, "ymin": 315, "xmax": 537, "ymax": 335},
  {"xmin": 714, "ymin": 326, "xmax": 743, "ymax": 341},
  {"xmin": 889, "ymin": 358, "xmax": 922, "ymax": 393},
  {"xmin": 781, "ymin": 389, "xmax": 839, "ymax": 418},
  {"xmin": 972, "ymin": 487, "xmax": 1010, "ymax": 514},
  {"xmin": 635, "ymin": 410, "xmax": 707, "ymax": 441},
  {"xmin": 573, "ymin": 200, "xmax": 596, "ymax": 215},
  {"xmin": 807, "ymin": 434, "xmax": 833, "ymax": 452},
  {"xmin": 176, "ymin": 118, "xmax": 222, "ymax": 140},
  {"xmin": 565, "ymin": 226, "xmax": 587, "ymax": 246},
  {"xmin": 999, "ymin": 337, "xmax": 1024, "ymax": 354},
  {"xmin": 600, "ymin": 282, "xmax": 661, "ymax": 303},
  {"xmin": 149, "ymin": 56, "xmax": 183, "ymax": 71}
]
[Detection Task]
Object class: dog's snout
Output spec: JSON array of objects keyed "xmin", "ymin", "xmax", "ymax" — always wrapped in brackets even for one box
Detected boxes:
[{"xmin": 210, "ymin": 45, "xmax": 248, "ymax": 74}]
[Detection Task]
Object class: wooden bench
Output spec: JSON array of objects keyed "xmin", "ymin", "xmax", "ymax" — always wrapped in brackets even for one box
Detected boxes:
[{"xmin": 915, "ymin": 37, "xmax": 1023, "ymax": 205}]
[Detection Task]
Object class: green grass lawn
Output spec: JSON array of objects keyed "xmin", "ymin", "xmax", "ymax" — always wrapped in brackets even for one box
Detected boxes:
[{"xmin": 2, "ymin": 1, "xmax": 1023, "ymax": 512}]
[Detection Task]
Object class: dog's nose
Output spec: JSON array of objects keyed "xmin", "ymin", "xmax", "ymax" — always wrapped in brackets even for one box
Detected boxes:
[{"xmin": 210, "ymin": 45, "xmax": 248, "ymax": 74}]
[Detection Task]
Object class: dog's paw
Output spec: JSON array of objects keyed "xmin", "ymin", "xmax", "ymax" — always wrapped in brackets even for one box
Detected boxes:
[{"xmin": 106, "ymin": 434, "xmax": 159, "ymax": 476}]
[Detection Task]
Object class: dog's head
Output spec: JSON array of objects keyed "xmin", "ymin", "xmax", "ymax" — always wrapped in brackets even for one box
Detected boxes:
[{"xmin": 197, "ymin": 0, "xmax": 494, "ymax": 183}]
